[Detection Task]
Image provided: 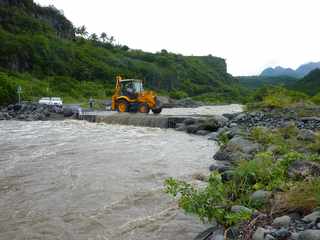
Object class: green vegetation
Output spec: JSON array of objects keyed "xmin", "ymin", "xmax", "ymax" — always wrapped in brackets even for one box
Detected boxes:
[
  {"xmin": 192, "ymin": 84, "xmax": 249, "ymax": 104},
  {"xmin": 238, "ymin": 69, "xmax": 320, "ymax": 107},
  {"xmin": 0, "ymin": 0, "xmax": 244, "ymax": 106},
  {"xmin": 0, "ymin": 71, "xmax": 112, "ymax": 105},
  {"xmin": 245, "ymin": 86, "xmax": 312, "ymax": 110},
  {"xmin": 165, "ymin": 125, "xmax": 320, "ymax": 227}
]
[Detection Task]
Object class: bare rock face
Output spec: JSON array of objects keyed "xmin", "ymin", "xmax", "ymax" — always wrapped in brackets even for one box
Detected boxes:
[{"xmin": 288, "ymin": 160, "xmax": 320, "ymax": 180}]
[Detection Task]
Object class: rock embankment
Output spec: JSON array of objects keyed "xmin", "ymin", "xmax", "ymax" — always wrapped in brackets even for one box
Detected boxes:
[
  {"xmin": 225, "ymin": 107, "xmax": 320, "ymax": 130},
  {"xmin": 175, "ymin": 107, "xmax": 320, "ymax": 136},
  {"xmin": 0, "ymin": 103, "xmax": 64, "ymax": 121},
  {"xmin": 250, "ymin": 209, "xmax": 320, "ymax": 240}
]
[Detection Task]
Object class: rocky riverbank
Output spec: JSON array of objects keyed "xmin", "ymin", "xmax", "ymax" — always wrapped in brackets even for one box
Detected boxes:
[{"xmin": 172, "ymin": 106, "xmax": 320, "ymax": 240}]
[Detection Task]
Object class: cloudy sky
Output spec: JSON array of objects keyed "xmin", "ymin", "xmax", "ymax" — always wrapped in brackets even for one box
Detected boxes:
[{"xmin": 35, "ymin": 0, "xmax": 320, "ymax": 76}]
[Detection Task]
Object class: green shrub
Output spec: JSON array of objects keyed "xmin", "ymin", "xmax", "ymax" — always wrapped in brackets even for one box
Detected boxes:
[{"xmin": 165, "ymin": 172, "xmax": 251, "ymax": 226}]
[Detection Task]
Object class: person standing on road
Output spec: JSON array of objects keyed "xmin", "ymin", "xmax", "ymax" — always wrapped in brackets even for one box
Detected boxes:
[{"xmin": 89, "ymin": 97, "xmax": 95, "ymax": 110}]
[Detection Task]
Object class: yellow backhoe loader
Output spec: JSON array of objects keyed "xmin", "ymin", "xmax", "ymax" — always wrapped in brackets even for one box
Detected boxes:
[{"xmin": 111, "ymin": 76, "xmax": 162, "ymax": 114}]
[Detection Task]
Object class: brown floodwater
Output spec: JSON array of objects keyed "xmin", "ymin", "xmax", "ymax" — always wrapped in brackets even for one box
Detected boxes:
[{"xmin": 0, "ymin": 119, "xmax": 218, "ymax": 240}]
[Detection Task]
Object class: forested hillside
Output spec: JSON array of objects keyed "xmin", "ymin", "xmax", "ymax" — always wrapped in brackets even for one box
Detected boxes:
[
  {"xmin": 291, "ymin": 69, "xmax": 320, "ymax": 95},
  {"xmin": 0, "ymin": 0, "xmax": 244, "ymax": 105},
  {"xmin": 238, "ymin": 75, "xmax": 298, "ymax": 90}
]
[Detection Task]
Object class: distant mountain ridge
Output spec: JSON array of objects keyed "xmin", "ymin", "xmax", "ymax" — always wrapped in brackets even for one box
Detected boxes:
[{"xmin": 261, "ymin": 62, "xmax": 320, "ymax": 78}]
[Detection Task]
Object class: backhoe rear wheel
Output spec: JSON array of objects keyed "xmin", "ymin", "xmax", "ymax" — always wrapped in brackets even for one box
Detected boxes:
[
  {"xmin": 152, "ymin": 108, "xmax": 162, "ymax": 114},
  {"xmin": 117, "ymin": 100, "xmax": 129, "ymax": 112},
  {"xmin": 138, "ymin": 103, "xmax": 150, "ymax": 113}
]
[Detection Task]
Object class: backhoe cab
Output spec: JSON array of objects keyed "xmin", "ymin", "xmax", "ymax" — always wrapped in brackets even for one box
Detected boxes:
[{"xmin": 111, "ymin": 76, "xmax": 162, "ymax": 114}]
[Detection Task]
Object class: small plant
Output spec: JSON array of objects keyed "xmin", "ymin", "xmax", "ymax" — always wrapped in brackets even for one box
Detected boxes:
[
  {"xmin": 250, "ymin": 127, "xmax": 273, "ymax": 145},
  {"xmin": 165, "ymin": 172, "xmax": 252, "ymax": 227},
  {"xmin": 309, "ymin": 133, "xmax": 320, "ymax": 154},
  {"xmin": 217, "ymin": 131, "xmax": 230, "ymax": 146},
  {"xmin": 278, "ymin": 123, "xmax": 299, "ymax": 139}
]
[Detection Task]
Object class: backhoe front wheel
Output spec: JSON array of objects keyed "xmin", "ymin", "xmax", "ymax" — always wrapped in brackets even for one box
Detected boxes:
[
  {"xmin": 138, "ymin": 103, "xmax": 150, "ymax": 113},
  {"xmin": 117, "ymin": 100, "xmax": 129, "ymax": 112}
]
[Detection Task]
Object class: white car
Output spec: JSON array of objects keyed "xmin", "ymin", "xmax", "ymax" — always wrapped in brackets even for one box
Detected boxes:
[
  {"xmin": 50, "ymin": 97, "xmax": 63, "ymax": 106},
  {"xmin": 38, "ymin": 97, "xmax": 63, "ymax": 106},
  {"xmin": 38, "ymin": 97, "xmax": 51, "ymax": 105}
]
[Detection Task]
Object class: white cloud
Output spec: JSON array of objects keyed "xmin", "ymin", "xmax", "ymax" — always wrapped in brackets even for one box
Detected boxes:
[{"xmin": 34, "ymin": 0, "xmax": 320, "ymax": 76}]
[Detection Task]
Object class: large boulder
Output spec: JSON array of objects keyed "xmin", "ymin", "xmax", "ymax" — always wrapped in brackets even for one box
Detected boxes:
[
  {"xmin": 250, "ymin": 190, "xmax": 272, "ymax": 204},
  {"xmin": 183, "ymin": 118, "xmax": 196, "ymax": 126},
  {"xmin": 208, "ymin": 132, "xmax": 219, "ymax": 141},
  {"xmin": 213, "ymin": 136, "xmax": 261, "ymax": 162},
  {"xmin": 201, "ymin": 116, "xmax": 228, "ymax": 131},
  {"xmin": 13, "ymin": 104, "xmax": 22, "ymax": 111},
  {"xmin": 302, "ymin": 210, "xmax": 320, "ymax": 223},
  {"xmin": 209, "ymin": 161, "xmax": 231, "ymax": 173},
  {"xmin": 288, "ymin": 160, "xmax": 320, "ymax": 180},
  {"xmin": 272, "ymin": 215, "xmax": 291, "ymax": 228},
  {"xmin": 228, "ymin": 136, "xmax": 261, "ymax": 154},
  {"xmin": 196, "ymin": 130, "xmax": 210, "ymax": 136},
  {"xmin": 233, "ymin": 113, "xmax": 247, "ymax": 122},
  {"xmin": 186, "ymin": 124, "xmax": 204, "ymax": 134},
  {"xmin": 175, "ymin": 98, "xmax": 203, "ymax": 108},
  {"xmin": 157, "ymin": 96, "xmax": 175, "ymax": 108},
  {"xmin": 231, "ymin": 205, "xmax": 253, "ymax": 214},
  {"xmin": 298, "ymin": 129, "xmax": 317, "ymax": 142},
  {"xmin": 253, "ymin": 227, "xmax": 268, "ymax": 240},
  {"xmin": 298, "ymin": 230, "xmax": 320, "ymax": 240}
]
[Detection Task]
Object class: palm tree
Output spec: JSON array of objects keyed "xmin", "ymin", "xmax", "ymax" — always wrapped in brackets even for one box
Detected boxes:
[
  {"xmin": 100, "ymin": 32, "xmax": 107, "ymax": 42},
  {"xmin": 90, "ymin": 33, "xmax": 98, "ymax": 42},
  {"xmin": 108, "ymin": 35, "xmax": 115, "ymax": 45},
  {"xmin": 76, "ymin": 25, "xmax": 88, "ymax": 38}
]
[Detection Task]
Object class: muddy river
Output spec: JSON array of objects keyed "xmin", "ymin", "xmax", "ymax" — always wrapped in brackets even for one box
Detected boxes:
[{"xmin": 0, "ymin": 105, "xmax": 242, "ymax": 240}]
